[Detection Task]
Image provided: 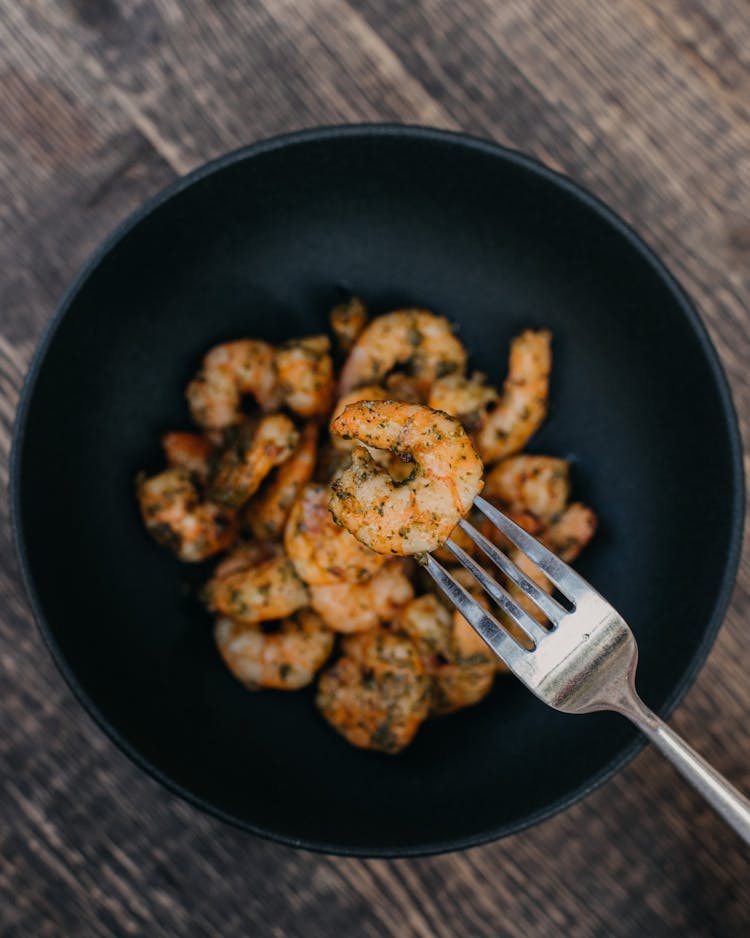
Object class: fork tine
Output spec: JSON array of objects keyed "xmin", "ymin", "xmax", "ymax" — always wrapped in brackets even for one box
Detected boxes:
[
  {"xmin": 444, "ymin": 538, "xmax": 550, "ymax": 645},
  {"xmin": 473, "ymin": 495, "xmax": 589, "ymax": 601},
  {"xmin": 454, "ymin": 521, "xmax": 565, "ymax": 626},
  {"xmin": 423, "ymin": 554, "xmax": 526, "ymax": 669}
]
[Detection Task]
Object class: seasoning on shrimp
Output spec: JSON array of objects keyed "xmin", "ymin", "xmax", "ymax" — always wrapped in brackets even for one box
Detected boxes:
[
  {"xmin": 395, "ymin": 594, "xmax": 496, "ymax": 715},
  {"xmin": 541, "ymin": 502, "xmax": 597, "ymax": 563},
  {"xmin": 309, "ymin": 559, "xmax": 414, "ymax": 633},
  {"xmin": 330, "ymin": 384, "xmax": 391, "ymax": 452},
  {"xmin": 483, "ymin": 454, "xmax": 570, "ymax": 525},
  {"xmin": 275, "ymin": 334, "xmax": 335, "ymax": 418},
  {"xmin": 247, "ymin": 421, "xmax": 319, "ymax": 540},
  {"xmin": 473, "ymin": 329, "xmax": 552, "ymax": 464},
  {"xmin": 209, "ymin": 414, "xmax": 298, "ymax": 509},
  {"xmin": 215, "ymin": 609, "xmax": 334, "ymax": 690},
  {"xmin": 329, "ymin": 401, "xmax": 484, "ymax": 555},
  {"xmin": 186, "ymin": 339, "xmax": 280, "ymax": 429},
  {"xmin": 136, "ymin": 468, "xmax": 237, "ymax": 562},
  {"xmin": 284, "ymin": 482, "xmax": 386, "ymax": 585},
  {"xmin": 338, "ymin": 309, "xmax": 467, "ymax": 396},
  {"xmin": 330, "ymin": 295, "xmax": 368, "ymax": 354},
  {"xmin": 428, "ymin": 372, "xmax": 499, "ymax": 431},
  {"xmin": 330, "ymin": 385, "xmax": 416, "ymax": 481},
  {"xmin": 204, "ymin": 542, "xmax": 309, "ymax": 624},
  {"xmin": 316, "ymin": 629, "xmax": 430, "ymax": 753},
  {"xmin": 211, "ymin": 541, "xmax": 270, "ymax": 578},
  {"xmin": 383, "ymin": 372, "xmax": 424, "ymax": 404},
  {"xmin": 161, "ymin": 431, "xmax": 217, "ymax": 485}
]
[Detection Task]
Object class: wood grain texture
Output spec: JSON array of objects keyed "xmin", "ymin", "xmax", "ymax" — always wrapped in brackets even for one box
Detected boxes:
[{"xmin": 1, "ymin": 1, "xmax": 749, "ymax": 935}]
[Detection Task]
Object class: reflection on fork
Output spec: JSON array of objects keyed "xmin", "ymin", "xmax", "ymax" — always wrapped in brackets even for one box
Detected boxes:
[{"xmin": 424, "ymin": 495, "xmax": 750, "ymax": 845}]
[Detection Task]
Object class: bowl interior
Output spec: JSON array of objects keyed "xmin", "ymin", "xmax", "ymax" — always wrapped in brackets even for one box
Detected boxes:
[{"xmin": 14, "ymin": 127, "xmax": 742, "ymax": 855}]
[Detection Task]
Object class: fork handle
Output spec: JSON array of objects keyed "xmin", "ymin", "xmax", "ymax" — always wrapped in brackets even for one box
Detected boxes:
[{"xmin": 623, "ymin": 700, "xmax": 750, "ymax": 844}]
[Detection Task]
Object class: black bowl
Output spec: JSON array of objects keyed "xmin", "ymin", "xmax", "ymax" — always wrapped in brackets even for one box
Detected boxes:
[{"xmin": 11, "ymin": 125, "xmax": 743, "ymax": 856}]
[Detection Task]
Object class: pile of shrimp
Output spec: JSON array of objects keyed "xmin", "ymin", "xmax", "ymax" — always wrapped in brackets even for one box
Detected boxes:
[{"xmin": 136, "ymin": 297, "xmax": 597, "ymax": 754}]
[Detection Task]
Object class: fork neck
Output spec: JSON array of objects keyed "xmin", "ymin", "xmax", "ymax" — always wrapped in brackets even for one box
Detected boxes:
[{"xmin": 607, "ymin": 681, "xmax": 661, "ymax": 733}]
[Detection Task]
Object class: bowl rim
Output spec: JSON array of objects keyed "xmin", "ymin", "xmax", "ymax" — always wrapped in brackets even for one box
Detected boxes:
[{"xmin": 10, "ymin": 123, "xmax": 745, "ymax": 857}]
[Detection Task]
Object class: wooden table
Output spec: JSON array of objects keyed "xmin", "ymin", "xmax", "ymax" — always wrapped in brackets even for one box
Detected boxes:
[{"xmin": 1, "ymin": 2, "xmax": 749, "ymax": 934}]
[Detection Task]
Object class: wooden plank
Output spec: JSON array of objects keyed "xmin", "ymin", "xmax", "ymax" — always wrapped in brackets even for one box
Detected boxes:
[
  {"xmin": 637, "ymin": 0, "xmax": 750, "ymax": 116},
  {"xmin": 24, "ymin": 0, "xmax": 455, "ymax": 172}
]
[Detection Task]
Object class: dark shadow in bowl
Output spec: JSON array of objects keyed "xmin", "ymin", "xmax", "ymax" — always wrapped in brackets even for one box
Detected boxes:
[{"xmin": 11, "ymin": 125, "xmax": 743, "ymax": 856}]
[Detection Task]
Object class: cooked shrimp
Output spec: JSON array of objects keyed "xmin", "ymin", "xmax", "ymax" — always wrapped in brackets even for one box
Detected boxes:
[
  {"xmin": 396, "ymin": 594, "xmax": 495, "ymax": 715},
  {"xmin": 162, "ymin": 432, "xmax": 217, "ymax": 485},
  {"xmin": 316, "ymin": 628, "xmax": 429, "ymax": 753},
  {"xmin": 473, "ymin": 329, "xmax": 552, "ymax": 464},
  {"xmin": 186, "ymin": 339, "xmax": 280, "ymax": 429},
  {"xmin": 284, "ymin": 483, "xmax": 386, "ymax": 585},
  {"xmin": 428, "ymin": 372, "xmax": 499, "ymax": 432},
  {"xmin": 338, "ymin": 309, "xmax": 467, "ymax": 396},
  {"xmin": 484, "ymin": 455, "xmax": 570, "ymax": 524},
  {"xmin": 331, "ymin": 386, "xmax": 417, "ymax": 482},
  {"xmin": 204, "ymin": 542, "xmax": 309, "ymax": 623},
  {"xmin": 215, "ymin": 609, "xmax": 333, "ymax": 690},
  {"xmin": 209, "ymin": 414, "xmax": 299, "ymax": 508},
  {"xmin": 136, "ymin": 468, "xmax": 237, "ymax": 562},
  {"xmin": 211, "ymin": 541, "xmax": 269, "ymax": 578},
  {"xmin": 309, "ymin": 559, "xmax": 414, "ymax": 633},
  {"xmin": 541, "ymin": 502, "xmax": 597, "ymax": 563},
  {"xmin": 247, "ymin": 421, "xmax": 319, "ymax": 540},
  {"xmin": 330, "ymin": 385, "xmax": 390, "ymax": 451},
  {"xmin": 383, "ymin": 372, "xmax": 425, "ymax": 404},
  {"xmin": 330, "ymin": 296, "xmax": 368, "ymax": 354},
  {"xmin": 275, "ymin": 335, "xmax": 335, "ymax": 418},
  {"xmin": 329, "ymin": 401, "xmax": 484, "ymax": 555}
]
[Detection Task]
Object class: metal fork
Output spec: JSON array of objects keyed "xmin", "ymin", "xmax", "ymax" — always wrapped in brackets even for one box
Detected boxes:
[{"xmin": 424, "ymin": 495, "xmax": 750, "ymax": 843}]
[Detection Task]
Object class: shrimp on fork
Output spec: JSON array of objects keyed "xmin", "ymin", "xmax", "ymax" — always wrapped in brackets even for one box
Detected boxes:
[{"xmin": 329, "ymin": 401, "xmax": 484, "ymax": 555}]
